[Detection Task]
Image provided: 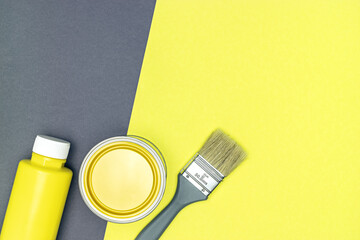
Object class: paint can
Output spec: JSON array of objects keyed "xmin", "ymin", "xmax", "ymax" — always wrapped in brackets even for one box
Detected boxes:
[{"xmin": 79, "ymin": 136, "xmax": 166, "ymax": 223}]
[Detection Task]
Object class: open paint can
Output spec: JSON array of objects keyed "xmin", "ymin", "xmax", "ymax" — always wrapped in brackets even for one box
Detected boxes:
[{"xmin": 79, "ymin": 136, "xmax": 166, "ymax": 223}]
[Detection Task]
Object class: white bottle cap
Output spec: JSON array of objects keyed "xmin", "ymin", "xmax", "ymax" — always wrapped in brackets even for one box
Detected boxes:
[{"xmin": 33, "ymin": 135, "xmax": 71, "ymax": 159}]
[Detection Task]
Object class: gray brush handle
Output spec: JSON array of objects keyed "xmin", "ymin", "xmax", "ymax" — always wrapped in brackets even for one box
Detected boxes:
[{"xmin": 135, "ymin": 174, "xmax": 207, "ymax": 240}]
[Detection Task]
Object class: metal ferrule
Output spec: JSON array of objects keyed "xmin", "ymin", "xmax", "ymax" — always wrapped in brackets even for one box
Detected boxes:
[{"xmin": 181, "ymin": 153, "xmax": 224, "ymax": 196}]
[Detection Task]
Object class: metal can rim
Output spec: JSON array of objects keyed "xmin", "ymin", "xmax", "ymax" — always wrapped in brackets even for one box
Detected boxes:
[{"xmin": 79, "ymin": 136, "xmax": 166, "ymax": 223}]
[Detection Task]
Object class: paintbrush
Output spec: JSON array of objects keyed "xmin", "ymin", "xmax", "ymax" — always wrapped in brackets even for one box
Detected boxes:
[{"xmin": 135, "ymin": 129, "xmax": 247, "ymax": 240}]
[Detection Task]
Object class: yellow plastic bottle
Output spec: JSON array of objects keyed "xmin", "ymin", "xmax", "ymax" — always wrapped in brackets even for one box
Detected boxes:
[{"xmin": 0, "ymin": 135, "xmax": 73, "ymax": 240}]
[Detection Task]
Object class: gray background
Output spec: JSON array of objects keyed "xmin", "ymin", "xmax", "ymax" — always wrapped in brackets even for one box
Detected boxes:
[{"xmin": 0, "ymin": 0, "xmax": 156, "ymax": 239}]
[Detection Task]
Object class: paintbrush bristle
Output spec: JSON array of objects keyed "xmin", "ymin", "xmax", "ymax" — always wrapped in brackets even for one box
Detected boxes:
[{"xmin": 198, "ymin": 129, "xmax": 246, "ymax": 177}]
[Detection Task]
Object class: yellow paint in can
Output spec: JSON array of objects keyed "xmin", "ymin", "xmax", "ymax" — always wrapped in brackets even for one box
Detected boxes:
[{"xmin": 79, "ymin": 136, "xmax": 166, "ymax": 223}]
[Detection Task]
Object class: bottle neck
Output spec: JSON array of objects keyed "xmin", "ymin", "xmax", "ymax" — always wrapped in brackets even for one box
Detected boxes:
[{"xmin": 31, "ymin": 152, "xmax": 66, "ymax": 169}]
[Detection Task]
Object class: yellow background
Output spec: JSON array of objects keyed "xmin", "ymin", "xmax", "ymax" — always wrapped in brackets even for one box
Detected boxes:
[{"xmin": 105, "ymin": 0, "xmax": 360, "ymax": 239}]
